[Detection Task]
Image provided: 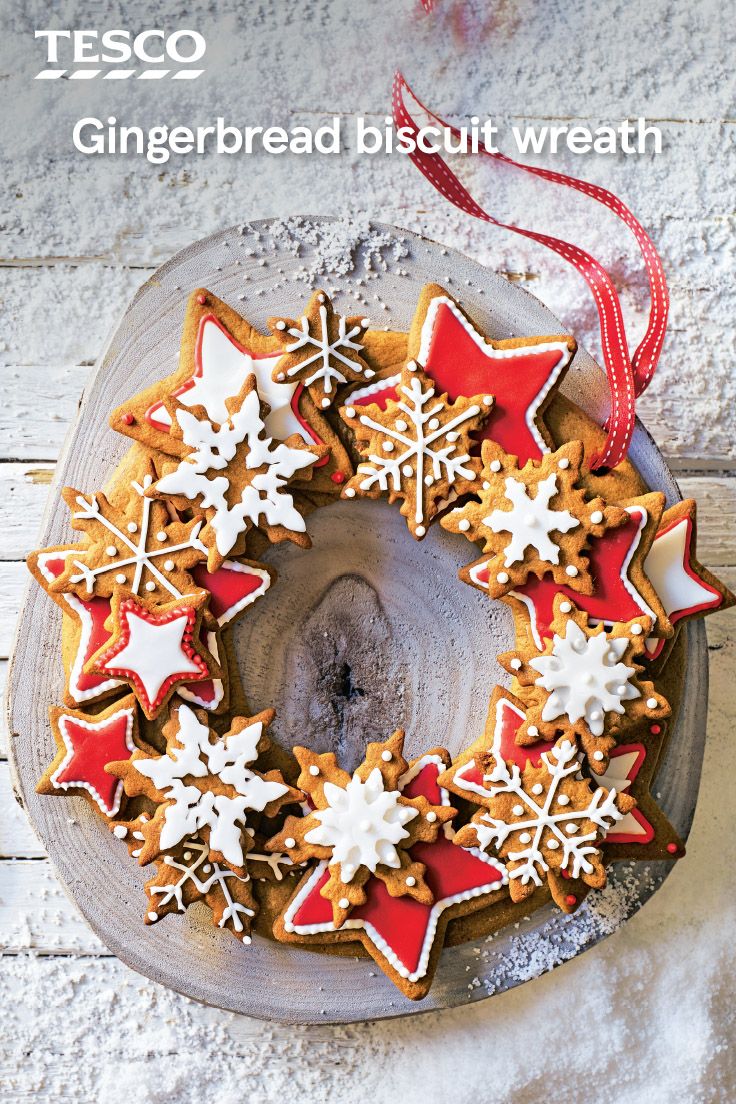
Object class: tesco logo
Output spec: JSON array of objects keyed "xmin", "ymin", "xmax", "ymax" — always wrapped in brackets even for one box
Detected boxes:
[{"xmin": 34, "ymin": 29, "xmax": 206, "ymax": 80}]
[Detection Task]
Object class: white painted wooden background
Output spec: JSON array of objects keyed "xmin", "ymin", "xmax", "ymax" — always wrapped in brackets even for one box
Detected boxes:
[{"xmin": 1, "ymin": 1, "xmax": 734, "ymax": 1101}]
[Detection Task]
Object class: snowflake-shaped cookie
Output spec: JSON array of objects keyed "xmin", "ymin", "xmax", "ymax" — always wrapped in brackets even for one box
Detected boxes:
[
  {"xmin": 150, "ymin": 376, "xmax": 326, "ymax": 570},
  {"xmin": 112, "ymin": 818, "xmax": 258, "ymax": 942},
  {"xmin": 49, "ymin": 466, "xmax": 208, "ymax": 609},
  {"xmin": 106, "ymin": 702, "xmax": 300, "ymax": 876},
  {"xmin": 339, "ymin": 362, "xmax": 493, "ymax": 539},
  {"xmin": 265, "ymin": 730, "xmax": 455, "ymax": 927},
  {"xmin": 453, "ymin": 735, "xmax": 635, "ymax": 911},
  {"xmin": 500, "ymin": 596, "xmax": 671, "ymax": 771},
  {"xmin": 442, "ymin": 440, "xmax": 626, "ymax": 597},
  {"xmin": 268, "ymin": 290, "xmax": 373, "ymax": 406}
]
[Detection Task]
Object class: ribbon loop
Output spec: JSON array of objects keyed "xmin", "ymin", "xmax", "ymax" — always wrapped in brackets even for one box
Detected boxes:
[{"xmin": 392, "ymin": 72, "xmax": 669, "ymax": 472}]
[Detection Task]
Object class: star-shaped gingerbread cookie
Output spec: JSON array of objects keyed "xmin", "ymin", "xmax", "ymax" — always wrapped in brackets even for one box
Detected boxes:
[
  {"xmin": 268, "ymin": 290, "xmax": 374, "ymax": 407},
  {"xmin": 442, "ymin": 440, "xmax": 626, "ymax": 598},
  {"xmin": 265, "ymin": 730, "xmax": 454, "ymax": 927}
]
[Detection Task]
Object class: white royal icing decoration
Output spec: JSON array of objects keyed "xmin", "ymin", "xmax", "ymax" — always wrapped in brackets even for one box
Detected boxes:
[
  {"xmin": 133, "ymin": 705, "xmax": 289, "ymax": 867},
  {"xmin": 155, "ymin": 388, "xmax": 315, "ymax": 556},
  {"xmin": 101, "ymin": 608, "xmax": 202, "ymax": 705},
  {"xmin": 304, "ymin": 767, "xmax": 418, "ymax": 882},
  {"xmin": 150, "ymin": 839, "xmax": 255, "ymax": 935},
  {"xmin": 644, "ymin": 518, "xmax": 721, "ymax": 618},
  {"xmin": 484, "ymin": 473, "xmax": 579, "ymax": 567},
  {"xmin": 477, "ymin": 739, "xmax": 625, "ymax": 885},
  {"xmin": 529, "ymin": 620, "xmax": 640, "ymax": 735},
  {"xmin": 280, "ymin": 303, "xmax": 369, "ymax": 394},
  {"xmin": 67, "ymin": 477, "xmax": 206, "ymax": 598},
  {"xmin": 155, "ymin": 317, "xmax": 311, "ymax": 445},
  {"xmin": 356, "ymin": 375, "xmax": 481, "ymax": 526}
]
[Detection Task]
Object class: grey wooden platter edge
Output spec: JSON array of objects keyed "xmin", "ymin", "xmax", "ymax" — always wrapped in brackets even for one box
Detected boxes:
[{"xmin": 6, "ymin": 218, "xmax": 705, "ymax": 1024}]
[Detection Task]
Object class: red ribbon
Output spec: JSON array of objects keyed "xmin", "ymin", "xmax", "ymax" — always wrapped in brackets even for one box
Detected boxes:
[{"xmin": 392, "ymin": 72, "xmax": 669, "ymax": 472}]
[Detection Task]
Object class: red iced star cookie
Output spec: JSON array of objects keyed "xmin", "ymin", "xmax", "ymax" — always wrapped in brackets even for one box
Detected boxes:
[
  {"xmin": 86, "ymin": 592, "xmax": 218, "ymax": 720},
  {"xmin": 37, "ymin": 694, "xmax": 139, "ymax": 817},
  {"xmin": 345, "ymin": 285, "xmax": 575, "ymax": 466},
  {"xmin": 272, "ymin": 752, "xmax": 507, "ymax": 1000}
]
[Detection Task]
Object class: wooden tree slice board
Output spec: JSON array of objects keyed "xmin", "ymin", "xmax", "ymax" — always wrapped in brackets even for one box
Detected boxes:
[{"xmin": 6, "ymin": 219, "xmax": 707, "ymax": 1023}]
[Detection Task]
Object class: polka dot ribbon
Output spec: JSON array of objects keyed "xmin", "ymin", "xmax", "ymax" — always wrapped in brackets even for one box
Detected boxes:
[{"xmin": 392, "ymin": 72, "xmax": 669, "ymax": 473}]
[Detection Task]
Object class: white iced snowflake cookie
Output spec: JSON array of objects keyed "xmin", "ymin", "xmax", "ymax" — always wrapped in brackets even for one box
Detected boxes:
[
  {"xmin": 264, "ymin": 730, "xmax": 455, "ymax": 926},
  {"xmin": 106, "ymin": 703, "xmax": 299, "ymax": 874},
  {"xmin": 453, "ymin": 734, "xmax": 636, "ymax": 911},
  {"xmin": 150, "ymin": 375, "xmax": 326, "ymax": 570},
  {"xmin": 442, "ymin": 439, "xmax": 627, "ymax": 598},
  {"xmin": 500, "ymin": 596, "xmax": 671, "ymax": 772},
  {"xmin": 268, "ymin": 290, "xmax": 373, "ymax": 404},
  {"xmin": 339, "ymin": 361, "xmax": 493, "ymax": 540}
]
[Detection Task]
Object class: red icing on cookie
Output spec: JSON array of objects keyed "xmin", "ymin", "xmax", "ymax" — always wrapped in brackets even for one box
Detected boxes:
[
  {"xmin": 351, "ymin": 382, "xmax": 401, "ymax": 412},
  {"xmin": 144, "ymin": 313, "xmax": 329, "ymax": 467},
  {"xmin": 420, "ymin": 299, "xmax": 569, "ymax": 462},
  {"xmin": 53, "ymin": 710, "xmax": 134, "ymax": 815},
  {"xmin": 288, "ymin": 761, "xmax": 505, "ymax": 980},
  {"xmin": 40, "ymin": 553, "xmax": 120, "ymax": 698},
  {"xmin": 191, "ymin": 559, "xmax": 271, "ymax": 628}
]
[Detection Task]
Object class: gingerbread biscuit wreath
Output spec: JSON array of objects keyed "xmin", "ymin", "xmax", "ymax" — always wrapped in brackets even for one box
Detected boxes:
[{"xmin": 28, "ymin": 281, "xmax": 734, "ymax": 1001}]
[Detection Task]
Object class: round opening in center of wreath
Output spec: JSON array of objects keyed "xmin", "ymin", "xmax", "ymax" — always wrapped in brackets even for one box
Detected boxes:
[{"xmin": 231, "ymin": 498, "xmax": 514, "ymax": 771}]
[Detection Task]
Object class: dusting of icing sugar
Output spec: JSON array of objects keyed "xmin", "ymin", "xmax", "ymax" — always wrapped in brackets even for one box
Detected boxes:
[{"xmin": 238, "ymin": 216, "xmax": 411, "ymax": 293}]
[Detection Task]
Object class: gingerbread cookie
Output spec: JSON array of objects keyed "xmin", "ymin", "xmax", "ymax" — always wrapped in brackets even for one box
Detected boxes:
[
  {"xmin": 49, "ymin": 466, "xmax": 208, "ymax": 611},
  {"xmin": 339, "ymin": 362, "xmax": 493, "ymax": 538},
  {"xmin": 268, "ymin": 290, "xmax": 374, "ymax": 407},
  {"xmin": 37, "ymin": 694, "xmax": 140, "ymax": 818},
  {"xmin": 448, "ymin": 731, "xmax": 635, "ymax": 912},
  {"xmin": 107, "ymin": 703, "xmax": 299, "ymax": 877},
  {"xmin": 265, "ymin": 730, "xmax": 455, "ymax": 925},
  {"xmin": 464, "ymin": 492, "xmax": 674, "ymax": 651},
  {"xmin": 500, "ymin": 596, "xmax": 671, "ymax": 771},
  {"xmin": 642, "ymin": 498, "xmax": 735, "ymax": 666},
  {"xmin": 86, "ymin": 590, "xmax": 219, "ymax": 720},
  {"xmin": 442, "ymin": 440, "xmax": 627, "ymax": 598},
  {"xmin": 270, "ymin": 746, "xmax": 508, "ymax": 1000},
  {"xmin": 149, "ymin": 376, "xmax": 327, "ymax": 569},
  {"xmin": 441, "ymin": 686, "xmax": 684, "ymax": 870},
  {"xmin": 407, "ymin": 283, "xmax": 576, "ymax": 462}
]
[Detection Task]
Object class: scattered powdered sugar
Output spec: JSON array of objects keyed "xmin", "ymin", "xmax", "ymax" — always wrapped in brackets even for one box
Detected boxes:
[
  {"xmin": 253, "ymin": 216, "xmax": 411, "ymax": 282},
  {"xmin": 480, "ymin": 864, "xmax": 658, "ymax": 992}
]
